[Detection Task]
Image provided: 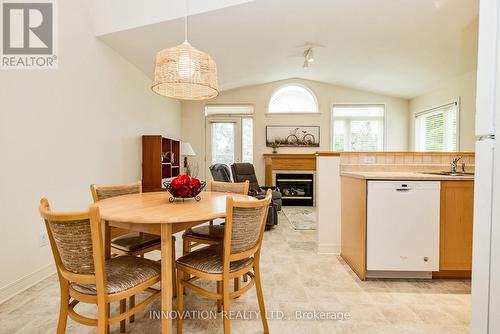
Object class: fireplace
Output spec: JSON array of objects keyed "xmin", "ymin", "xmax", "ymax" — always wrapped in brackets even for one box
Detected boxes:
[{"xmin": 276, "ymin": 173, "xmax": 314, "ymax": 206}]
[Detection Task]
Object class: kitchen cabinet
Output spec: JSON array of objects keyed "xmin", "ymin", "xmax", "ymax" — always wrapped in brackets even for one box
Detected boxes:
[
  {"xmin": 435, "ymin": 181, "xmax": 474, "ymax": 278},
  {"xmin": 340, "ymin": 176, "xmax": 367, "ymax": 280},
  {"xmin": 340, "ymin": 175, "xmax": 474, "ymax": 280}
]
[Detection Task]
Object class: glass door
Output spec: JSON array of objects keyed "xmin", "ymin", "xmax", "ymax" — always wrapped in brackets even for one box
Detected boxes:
[{"xmin": 206, "ymin": 117, "xmax": 253, "ymax": 178}]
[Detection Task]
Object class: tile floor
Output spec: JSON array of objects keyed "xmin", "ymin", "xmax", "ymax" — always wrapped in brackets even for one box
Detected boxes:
[{"xmin": 0, "ymin": 213, "xmax": 471, "ymax": 333}]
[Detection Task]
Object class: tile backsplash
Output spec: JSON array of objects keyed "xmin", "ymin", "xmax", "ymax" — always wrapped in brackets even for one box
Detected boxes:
[{"xmin": 340, "ymin": 152, "xmax": 475, "ymax": 172}]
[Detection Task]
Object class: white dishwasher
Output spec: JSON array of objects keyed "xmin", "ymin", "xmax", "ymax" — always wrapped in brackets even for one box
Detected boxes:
[{"xmin": 367, "ymin": 181, "xmax": 440, "ymax": 277}]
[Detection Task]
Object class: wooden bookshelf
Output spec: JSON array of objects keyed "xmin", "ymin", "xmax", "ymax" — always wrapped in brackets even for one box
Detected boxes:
[{"xmin": 142, "ymin": 135, "xmax": 180, "ymax": 192}]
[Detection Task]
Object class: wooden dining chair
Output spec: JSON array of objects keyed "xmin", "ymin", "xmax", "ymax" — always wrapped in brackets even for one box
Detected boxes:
[
  {"xmin": 176, "ymin": 190, "xmax": 272, "ymax": 334},
  {"xmin": 182, "ymin": 180, "xmax": 250, "ymax": 255},
  {"xmin": 39, "ymin": 199, "xmax": 161, "ymax": 334},
  {"xmin": 90, "ymin": 181, "xmax": 176, "ymax": 322},
  {"xmin": 182, "ymin": 180, "xmax": 250, "ymax": 298},
  {"xmin": 90, "ymin": 181, "xmax": 162, "ymax": 257}
]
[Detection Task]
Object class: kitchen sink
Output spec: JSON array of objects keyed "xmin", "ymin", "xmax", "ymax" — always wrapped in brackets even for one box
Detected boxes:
[{"xmin": 419, "ymin": 171, "xmax": 475, "ymax": 176}]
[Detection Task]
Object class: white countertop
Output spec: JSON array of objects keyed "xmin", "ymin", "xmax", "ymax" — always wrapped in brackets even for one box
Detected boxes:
[{"xmin": 340, "ymin": 171, "xmax": 475, "ymax": 181}]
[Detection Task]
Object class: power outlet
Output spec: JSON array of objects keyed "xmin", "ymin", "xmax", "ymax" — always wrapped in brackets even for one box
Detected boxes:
[
  {"xmin": 39, "ymin": 232, "xmax": 48, "ymax": 247},
  {"xmin": 363, "ymin": 156, "xmax": 376, "ymax": 164}
]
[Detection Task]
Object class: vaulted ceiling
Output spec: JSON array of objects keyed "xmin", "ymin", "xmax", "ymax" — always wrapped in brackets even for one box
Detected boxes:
[{"xmin": 98, "ymin": 0, "xmax": 479, "ymax": 99}]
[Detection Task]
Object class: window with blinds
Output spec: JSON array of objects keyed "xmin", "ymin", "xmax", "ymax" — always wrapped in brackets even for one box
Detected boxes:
[
  {"xmin": 331, "ymin": 105, "xmax": 385, "ymax": 152},
  {"xmin": 415, "ymin": 103, "xmax": 458, "ymax": 152}
]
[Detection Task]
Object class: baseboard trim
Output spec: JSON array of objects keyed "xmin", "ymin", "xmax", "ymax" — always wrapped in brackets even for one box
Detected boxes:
[
  {"xmin": 317, "ymin": 243, "xmax": 340, "ymax": 255},
  {"xmin": 432, "ymin": 270, "xmax": 472, "ymax": 279},
  {"xmin": 0, "ymin": 263, "xmax": 55, "ymax": 304},
  {"xmin": 366, "ymin": 270, "xmax": 433, "ymax": 279}
]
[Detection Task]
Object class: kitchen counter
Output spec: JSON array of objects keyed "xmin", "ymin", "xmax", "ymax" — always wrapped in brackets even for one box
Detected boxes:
[{"xmin": 340, "ymin": 171, "xmax": 474, "ymax": 181}]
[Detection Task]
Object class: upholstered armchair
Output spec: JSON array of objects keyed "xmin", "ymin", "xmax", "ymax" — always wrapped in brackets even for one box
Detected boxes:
[
  {"xmin": 231, "ymin": 163, "xmax": 282, "ymax": 228},
  {"xmin": 209, "ymin": 163, "xmax": 232, "ymax": 182},
  {"xmin": 230, "ymin": 163, "xmax": 282, "ymax": 207}
]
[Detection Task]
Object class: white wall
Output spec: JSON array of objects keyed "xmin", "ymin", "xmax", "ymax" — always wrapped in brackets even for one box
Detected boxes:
[
  {"xmin": 0, "ymin": 0, "xmax": 181, "ymax": 302},
  {"xmin": 409, "ymin": 71, "xmax": 477, "ymax": 151},
  {"xmin": 93, "ymin": 0, "xmax": 252, "ymax": 35},
  {"xmin": 181, "ymin": 78, "xmax": 409, "ymax": 182},
  {"xmin": 316, "ymin": 156, "xmax": 341, "ymax": 254}
]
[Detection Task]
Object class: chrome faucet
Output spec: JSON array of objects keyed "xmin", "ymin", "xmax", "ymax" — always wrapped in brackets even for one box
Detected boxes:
[{"xmin": 451, "ymin": 156, "xmax": 462, "ymax": 173}]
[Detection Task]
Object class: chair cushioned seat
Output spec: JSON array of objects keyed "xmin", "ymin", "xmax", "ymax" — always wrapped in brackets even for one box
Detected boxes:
[
  {"xmin": 111, "ymin": 232, "xmax": 161, "ymax": 252},
  {"xmin": 183, "ymin": 225, "xmax": 224, "ymax": 241},
  {"xmin": 176, "ymin": 245, "xmax": 253, "ymax": 274},
  {"xmin": 71, "ymin": 256, "xmax": 160, "ymax": 295}
]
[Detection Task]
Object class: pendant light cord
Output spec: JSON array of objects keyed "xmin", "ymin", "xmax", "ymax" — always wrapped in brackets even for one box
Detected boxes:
[{"xmin": 184, "ymin": 0, "xmax": 188, "ymax": 43}]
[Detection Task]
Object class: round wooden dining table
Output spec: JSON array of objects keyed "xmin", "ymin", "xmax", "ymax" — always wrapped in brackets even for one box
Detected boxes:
[{"xmin": 94, "ymin": 191, "xmax": 256, "ymax": 334}]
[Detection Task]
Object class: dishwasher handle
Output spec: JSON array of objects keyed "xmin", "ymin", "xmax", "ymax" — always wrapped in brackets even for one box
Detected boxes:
[{"xmin": 394, "ymin": 183, "xmax": 414, "ymax": 192}]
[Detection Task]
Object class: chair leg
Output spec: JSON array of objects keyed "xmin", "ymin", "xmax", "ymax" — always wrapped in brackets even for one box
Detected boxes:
[
  {"xmin": 182, "ymin": 239, "xmax": 191, "ymax": 289},
  {"xmin": 234, "ymin": 277, "xmax": 240, "ymax": 293},
  {"xmin": 106, "ymin": 304, "xmax": 110, "ymax": 334},
  {"xmin": 97, "ymin": 302, "xmax": 109, "ymax": 334},
  {"xmin": 56, "ymin": 280, "xmax": 69, "ymax": 334},
  {"xmin": 254, "ymin": 263, "xmax": 269, "ymax": 334},
  {"xmin": 182, "ymin": 239, "xmax": 190, "ymax": 256},
  {"xmin": 172, "ymin": 239, "xmax": 177, "ymax": 298},
  {"xmin": 120, "ymin": 299, "xmax": 126, "ymax": 333},
  {"xmin": 176, "ymin": 269, "xmax": 184, "ymax": 334},
  {"xmin": 129, "ymin": 296, "xmax": 135, "ymax": 322},
  {"xmin": 216, "ymin": 281, "xmax": 222, "ymax": 312},
  {"xmin": 223, "ymin": 277, "xmax": 231, "ymax": 334}
]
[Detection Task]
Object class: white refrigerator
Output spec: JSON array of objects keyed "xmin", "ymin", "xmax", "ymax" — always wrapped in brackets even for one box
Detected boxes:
[{"xmin": 471, "ymin": 0, "xmax": 500, "ymax": 332}]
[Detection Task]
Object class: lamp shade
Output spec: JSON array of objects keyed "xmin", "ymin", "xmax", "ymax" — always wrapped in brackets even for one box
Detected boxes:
[
  {"xmin": 180, "ymin": 142, "xmax": 196, "ymax": 156},
  {"xmin": 151, "ymin": 41, "xmax": 219, "ymax": 100}
]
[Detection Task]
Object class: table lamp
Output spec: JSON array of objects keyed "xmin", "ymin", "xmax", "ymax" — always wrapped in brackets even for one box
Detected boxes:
[{"xmin": 180, "ymin": 142, "xmax": 196, "ymax": 176}]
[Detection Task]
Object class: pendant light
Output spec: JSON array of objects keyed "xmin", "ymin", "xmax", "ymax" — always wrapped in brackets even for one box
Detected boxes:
[{"xmin": 151, "ymin": 1, "xmax": 219, "ymax": 100}]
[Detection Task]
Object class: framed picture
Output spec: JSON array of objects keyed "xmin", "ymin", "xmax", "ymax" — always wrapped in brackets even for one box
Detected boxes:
[{"xmin": 266, "ymin": 126, "xmax": 320, "ymax": 147}]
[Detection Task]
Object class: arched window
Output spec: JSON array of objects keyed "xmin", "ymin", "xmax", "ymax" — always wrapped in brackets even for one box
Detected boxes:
[{"xmin": 268, "ymin": 85, "xmax": 318, "ymax": 113}]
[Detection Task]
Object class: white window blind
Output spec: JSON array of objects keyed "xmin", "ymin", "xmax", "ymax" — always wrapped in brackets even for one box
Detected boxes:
[
  {"xmin": 415, "ymin": 102, "xmax": 458, "ymax": 152},
  {"xmin": 331, "ymin": 105, "xmax": 385, "ymax": 152},
  {"xmin": 242, "ymin": 118, "xmax": 253, "ymax": 163},
  {"xmin": 205, "ymin": 105, "xmax": 254, "ymax": 116}
]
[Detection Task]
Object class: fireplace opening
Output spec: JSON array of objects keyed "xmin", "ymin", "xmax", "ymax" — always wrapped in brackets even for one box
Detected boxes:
[{"xmin": 276, "ymin": 173, "xmax": 314, "ymax": 206}]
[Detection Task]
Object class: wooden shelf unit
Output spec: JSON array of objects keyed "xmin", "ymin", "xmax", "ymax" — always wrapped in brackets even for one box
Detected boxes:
[{"xmin": 142, "ymin": 135, "xmax": 180, "ymax": 192}]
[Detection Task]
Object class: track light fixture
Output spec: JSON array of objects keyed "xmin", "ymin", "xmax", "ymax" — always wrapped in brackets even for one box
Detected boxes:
[{"xmin": 303, "ymin": 47, "xmax": 314, "ymax": 68}]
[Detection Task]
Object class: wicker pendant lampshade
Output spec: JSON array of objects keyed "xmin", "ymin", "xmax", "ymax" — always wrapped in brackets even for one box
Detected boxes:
[{"xmin": 152, "ymin": 41, "xmax": 219, "ymax": 100}]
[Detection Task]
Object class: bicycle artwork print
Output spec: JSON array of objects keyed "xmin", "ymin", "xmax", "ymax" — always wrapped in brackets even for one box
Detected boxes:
[{"xmin": 266, "ymin": 126, "xmax": 320, "ymax": 147}]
